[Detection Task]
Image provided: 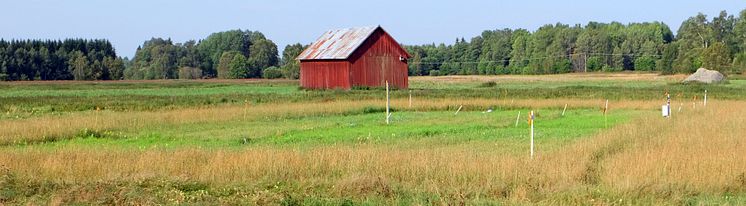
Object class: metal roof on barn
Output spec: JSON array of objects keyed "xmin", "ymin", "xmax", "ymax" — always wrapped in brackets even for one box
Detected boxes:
[{"xmin": 296, "ymin": 26, "xmax": 379, "ymax": 60}]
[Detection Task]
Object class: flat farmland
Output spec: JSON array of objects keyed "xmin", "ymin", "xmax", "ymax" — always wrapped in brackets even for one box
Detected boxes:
[{"xmin": 1, "ymin": 73, "xmax": 745, "ymax": 205}]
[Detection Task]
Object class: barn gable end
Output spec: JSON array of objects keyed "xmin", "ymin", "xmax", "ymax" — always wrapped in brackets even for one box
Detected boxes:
[{"xmin": 348, "ymin": 28, "xmax": 410, "ymax": 89}]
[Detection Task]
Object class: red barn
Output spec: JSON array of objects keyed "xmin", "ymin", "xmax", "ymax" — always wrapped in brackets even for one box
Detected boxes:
[{"xmin": 296, "ymin": 26, "xmax": 410, "ymax": 89}]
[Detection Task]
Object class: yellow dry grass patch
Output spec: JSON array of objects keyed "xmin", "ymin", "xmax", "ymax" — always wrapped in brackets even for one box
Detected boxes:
[{"xmin": 601, "ymin": 102, "xmax": 746, "ymax": 193}]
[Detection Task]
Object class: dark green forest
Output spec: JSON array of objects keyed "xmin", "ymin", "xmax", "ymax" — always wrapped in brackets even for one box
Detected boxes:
[
  {"xmin": 0, "ymin": 39, "xmax": 124, "ymax": 81},
  {"xmin": 0, "ymin": 31, "xmax": 305, "ymax": 81},
  {"xmin": 1, "ymin": 9, "xmax": 745, "ymax": 81}
]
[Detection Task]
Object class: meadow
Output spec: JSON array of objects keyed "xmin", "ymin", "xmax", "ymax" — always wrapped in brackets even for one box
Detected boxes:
[{"xmin": 1, "ymin": 72, "xmax": 745, "ymax": 205}]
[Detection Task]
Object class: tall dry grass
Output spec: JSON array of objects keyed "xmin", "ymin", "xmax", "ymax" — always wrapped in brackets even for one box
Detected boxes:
[
  {"xmin": 1, "ymin": 100, "xmax": 744, "ymax": 203},
  {"xmin": 0, "ymin": 98, "xmax": 662, "ymax": 145},
  {"xmin": 601, "ymin": 101, "xmax": 746, "ymax": 193},
  {"xmin": 0, "ymin": 142, "xmax": 585, "ymax": 203}
]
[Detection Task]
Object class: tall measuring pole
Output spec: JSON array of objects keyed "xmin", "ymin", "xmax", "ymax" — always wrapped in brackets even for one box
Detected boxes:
[
  {"xmin": 386, "ymin": 81, "xmax": 390, "ymax": 125},
  {"xmin": 529, "ymin": 110, "xmax": 535, "ymax": 159}
]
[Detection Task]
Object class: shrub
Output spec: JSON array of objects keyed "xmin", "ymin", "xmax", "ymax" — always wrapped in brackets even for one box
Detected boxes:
[
  {"xmin": 262, "ymin": 67, "xmax": 283, "ymax": 79},
  {"xmin": 479, "ymin": 81, "xmax": 497, "ymax": 87},
  {"xmin": 429, "ymin": 70, "xmax": 441, "ymax": 76},
  {"xmin": 498, "ymin": 66, "xmax": 511, "ymax": 75},
  {"xmin": 281, "ymin": 64, "xmax": 300, "ymax": 79},
  {"xmin": 586, "ymin": 57, "xmax": 604, "ymax": 72},
  {"xmin": 508, "ymin": 66, "xmax": 523, "ymax": 74},
  {"xmin": 634, "ymin": 56, "xmax": 656, "ymax": 71},
  {"xmin": 362, "ymin": 106, "xmax": 385, "ymax": 114},
  {"xmin": 553, "ymin": 59, "xmax": 572, "ymax": 74}
]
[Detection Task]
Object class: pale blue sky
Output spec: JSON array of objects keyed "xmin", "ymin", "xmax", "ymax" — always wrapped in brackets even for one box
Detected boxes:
[{"xmin": 2, "ymin": 1, "xmax": 745, "ymax": 58}]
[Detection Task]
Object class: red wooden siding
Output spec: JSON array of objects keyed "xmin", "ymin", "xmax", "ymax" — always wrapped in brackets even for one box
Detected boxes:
[
  {"xmin": 348, "ymin": 29, "xmax": 409, "ymax": 89},
  {"xmin": 299, "ymin": 60, "xmax": 351, "ymax": 89}
]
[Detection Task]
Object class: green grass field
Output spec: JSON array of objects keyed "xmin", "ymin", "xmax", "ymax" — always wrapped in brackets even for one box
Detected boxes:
[
  {"xmin": 24, "ymin": 109, "xmax": 640, "ymax": 150},
  {"xmin": 3, "ymin": 73, "xmax": 746, "ymax": 119},
  {"xmin": 1, "ymin": 73, "xmax": 745, "ymax": 205}
]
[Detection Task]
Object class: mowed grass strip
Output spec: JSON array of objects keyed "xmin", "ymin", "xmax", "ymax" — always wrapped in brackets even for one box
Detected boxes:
[
  {"xmin": 0, "ymin": 98, "xmax": 659, "ymax": 146},
  {"xmin": 254, "ymin": 109, "xmax": 639, "ymax": 147},
  {"xmin": 37, "ymin": 108, "xmax": 639, "ymax": 150}
]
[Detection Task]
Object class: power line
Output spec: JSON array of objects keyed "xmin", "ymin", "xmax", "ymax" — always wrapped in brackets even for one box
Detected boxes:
[{"xmin": 408, "ymin": 53, "xmax": 662, "ymax": 65}]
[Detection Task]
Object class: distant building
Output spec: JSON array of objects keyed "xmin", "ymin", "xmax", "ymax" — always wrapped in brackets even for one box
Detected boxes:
[{"xmin": 296, "ymin": 26, "xmax": 410, "ymax": 89}]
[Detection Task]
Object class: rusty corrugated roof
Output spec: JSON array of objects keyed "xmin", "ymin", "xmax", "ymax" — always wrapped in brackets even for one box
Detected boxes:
[{"xmin": 296, "ymin": 26, "xmax": 379, "ymax": 60}]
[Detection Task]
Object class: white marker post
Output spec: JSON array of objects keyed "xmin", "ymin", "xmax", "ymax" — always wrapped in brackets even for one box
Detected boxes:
[
  {"xmin": 515, "ymin": 111, "xmax": 521, "ymax": 127},
  {"xmin": 704, "ymin": 90, "xmax": 708, "ymax": 107},
  {"xmin": 386, "ymin": 81, "xmax": 390, "ymax": 125},
  {"xmin": 604, "ymin": 99, "xmax": 609, "ymax": 128},
  {"xmin": 666, "ymin": 93, "xmax": 671, "ymax": 118},
  {"xmin": 455, "ymin": 105, "xmax": 463, "ymax": 115},
  {"xmin": 604, "ymin": 100, "xmax": 609, "ymax": 115},
  {"xmin": 529, "ymin": 110, "xmax": 535, "ymax": 159},
  {"xmin": 562, "ymin": 104, "xmax": 568, "ymax": 116},
  {"xmin": 408, "ymin": 90, "xmax": 412, "ymax": 108},
  {"xmin": 692, "ymin": 95, "xmax": 697, "ymax": 110}
]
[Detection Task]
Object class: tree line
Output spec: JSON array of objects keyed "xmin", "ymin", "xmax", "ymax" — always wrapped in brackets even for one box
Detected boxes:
[
  {"xmin": 126, "ymin": 30, "xmax": 306, "ymax": 80},
  {"xmin": 0, "ymin": 39, "xmax": 124, "ymax": 80},
  {"xmin": 406, "ymin": 9, "xmax": 746, "ymax": 76},
  {"xmin": 3, "ymin": 9, "xmax": 746, "ymax": 81},
  {"xmin": 0, "ymin": 30, "xmax": 307, "ymax": 81}
]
